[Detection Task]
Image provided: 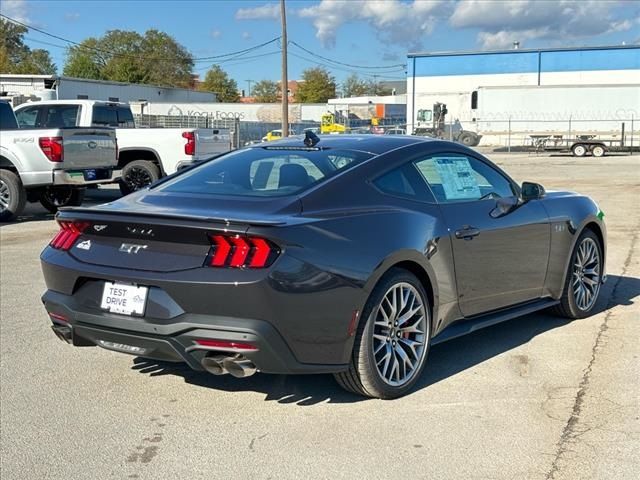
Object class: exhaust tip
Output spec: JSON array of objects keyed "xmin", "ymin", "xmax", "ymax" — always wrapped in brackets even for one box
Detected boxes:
[
  {"xmin": 201, "ymin": 355, "xmax": 228, "ymax": 375},
  {"xmin": 51, "ymin": 325, "xmax": 72, "ymax": 344},
  {"xmin": 223, "ymin": 357, "xmax": 257, "ymax": 378}
]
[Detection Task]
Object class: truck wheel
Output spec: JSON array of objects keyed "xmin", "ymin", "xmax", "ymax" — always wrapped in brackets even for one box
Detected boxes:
[
  {"xmin": 39, "ymin": 186, "xmax": 86, "ymax": 213},
  {"xmin": 0, "ymin": 170, "xmax": 26, "ymax": 222},
  {"xmin": 591, "ymin": 145, "xmax": 605, "ymax": 157},
  {"xmin": 572, "ymin": 144, "xmax": 587, "ymax": 157},
  {"xmin": 458, "ymin": 132, "xmax": 478, "ymax": 147},
  {"xmin": 119, "ymin": 160, "xmax": 160, "ymax": 195}
]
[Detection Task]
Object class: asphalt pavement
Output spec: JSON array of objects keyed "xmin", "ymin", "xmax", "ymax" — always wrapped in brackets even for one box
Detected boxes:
[{"xmin": 1, "ymin": 152, "xmax": 638, "ymax": 479}]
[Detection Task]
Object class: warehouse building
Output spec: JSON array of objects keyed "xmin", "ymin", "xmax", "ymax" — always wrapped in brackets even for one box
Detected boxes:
[
  {"xmin": 407, "ymin": 45, "xmax": 640, "ymax": 134},
  {"xmin": 0, "ymin": 74, "xmax": 216, "ymax": 105}
]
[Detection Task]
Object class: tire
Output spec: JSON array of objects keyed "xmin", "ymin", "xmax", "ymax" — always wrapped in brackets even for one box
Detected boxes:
[
  {"xmin": 0, "ymin": 170, "xmax": 26, "ymax": 222},
  {"xmin": 458, "ymin": 132, "xmax": 478, "ymax": 147},
  {"xmin": 39, "ymin": 186, "xmax": 85, "ymax": 213},
  {"xmin": 334, "ymin": 268, "xmax": 431, "ymax": 399},
  {"xmin": 572, "ymin": 144, "xmax": 587, "ymax": 157},
  {"xmin": 591, "ymin": 145, "xmax": 605, "ymax": 157},
  {"xmin": 552, "ymin": 229, "xmax": 603, "ymax": 319},
  {"xmin": 119, "ymin": 160, "xmax": 160, "ymax": 195}
]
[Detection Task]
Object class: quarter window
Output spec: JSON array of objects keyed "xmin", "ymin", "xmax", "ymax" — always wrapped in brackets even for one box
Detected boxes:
[{"xmin": 414, "ymin": 154, "xmax": 514, "ymax": 203}]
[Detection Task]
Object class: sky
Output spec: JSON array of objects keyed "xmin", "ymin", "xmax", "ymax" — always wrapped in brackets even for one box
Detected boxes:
[{"xmin": 2, "ymin": 0, "xmax": 639, "ymax": 88}]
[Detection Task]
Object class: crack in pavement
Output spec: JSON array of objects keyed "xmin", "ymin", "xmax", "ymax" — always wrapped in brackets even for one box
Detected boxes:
[{"xmin": 545, "ymin": 229, "xmax": 639, "ymax": 480}]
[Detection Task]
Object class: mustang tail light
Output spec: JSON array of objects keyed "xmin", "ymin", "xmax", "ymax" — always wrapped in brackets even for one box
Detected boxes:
[
  {"xmin": 39, "ymin": 137, "xmax": 64, "ymax": 162},
  {"xmin": 207, "ymin": 234, "xmax": 279, "ymax": 268},
  {"xmin": 50, "ymin": 221, "xmax": 90, "ymax": 250},
  {"xmin": 182, "ymin": 131, "xmax": 195, "ymax": 156}
]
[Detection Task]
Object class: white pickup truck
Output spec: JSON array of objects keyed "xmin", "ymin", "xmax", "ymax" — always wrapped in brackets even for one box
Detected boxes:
[
  {"xmin": 0, "ymin": 101, "xmax": 119, "ymax": 221},
  {"xmin": 14, "ymin": 100, "xmax": 232, "ymax": 194}
]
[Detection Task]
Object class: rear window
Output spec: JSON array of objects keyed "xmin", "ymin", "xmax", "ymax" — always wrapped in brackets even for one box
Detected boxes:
[
  {"xmin": 92, "ymin": 105, "xmax": 135, "ymax": 127},
  {"xmin": 159, "ymin": 147, "xmax": 373, "ymax": 197}
]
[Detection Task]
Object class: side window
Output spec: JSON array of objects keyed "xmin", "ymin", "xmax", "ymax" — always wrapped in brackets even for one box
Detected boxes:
[
  {"xmin": 15, "ymin": 107, "xmax": 39, "ymax": 128},
  {"xmin": 43, "ymin": 106, "xmax": 79, "ymax": 127},
  {"xmin": 415, "ymin": 154, "xmax": 514, "ymax": 203},
  {"xmin": 373, "ymin": 163, "xmax": 434, "ymax": 202},
  {"xmin": 117, "ymin": 107, "xmax": 136, "ymax": 127},
  {"xmin": 417, "ymin": 109, "xmax": 432, "ymax": 122},
  {"xmin": 471, "ymin": 91, "xmax": 478, "ymax": 110}
]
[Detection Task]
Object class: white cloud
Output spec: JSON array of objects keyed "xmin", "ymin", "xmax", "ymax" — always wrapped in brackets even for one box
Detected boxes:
[
  {"xmin": 210, "ymin": 30, "xmax": 222, "ymax": 39},
  {"xmin": 235, "ymin": 3, "xmax": 280, "ymax": 20},
  {"xmin": 450, "ymin": 0, "xmax": 632, "ymax": 49},
  {"xmin": 0, "ymin": 0, "xmax": 30, "ymax": 23},
  {"xmin": 297, "ymin": 0, "xmax": 446, "ymax": 49}
]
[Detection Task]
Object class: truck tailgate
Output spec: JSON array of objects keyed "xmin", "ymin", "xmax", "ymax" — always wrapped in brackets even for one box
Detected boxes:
[
  {"xmin": 194, "ymin": 128, "xmax": 232, "ymax": 159},
  {"xmin": 60, "ymin": 128, "xmax": 117, "ymax": 169}
]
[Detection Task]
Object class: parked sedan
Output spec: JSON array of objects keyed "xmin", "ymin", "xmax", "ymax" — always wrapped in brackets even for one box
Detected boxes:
[{"xmin": 41, "ymin": 135, "xmax": 606, "ymax": 398}]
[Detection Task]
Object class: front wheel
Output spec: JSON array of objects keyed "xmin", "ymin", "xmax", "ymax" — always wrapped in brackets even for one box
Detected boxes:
[
  {"xmin": 39, "ymin": 186, "xmax": 85, "ymax": 213},
  {"xmin": 334, "ymin": 269, "xmax": 431, "ymax": 399},
  {"xmin": 552, "ymin": 229, "xmax": 603, "ymax": 319}
]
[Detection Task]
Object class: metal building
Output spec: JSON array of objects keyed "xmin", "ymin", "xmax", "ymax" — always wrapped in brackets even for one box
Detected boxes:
[{"xmin": 0, "ymin": 74, "xmax": 216, "ymax": 104}]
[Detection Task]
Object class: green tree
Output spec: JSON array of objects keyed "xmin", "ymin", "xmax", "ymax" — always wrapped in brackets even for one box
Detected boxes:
[
  {"xmin": 252, "ymin": 80, "xmax": 279, "ymax": 102},
  {"xmin": 365, "ymin": 79, "xmax": 392, "ymax": 96},
  {"xmin": 341, "ymin": 74, "xmax": 368, "ymax": 98},
  {"xmin": 0, "ymin": 18, "xmax": 56, "ymax": 74},
  {"xmin": 296, "ymin": 67, "xmax": 336, "ymax": 103},
  {"xmin": 199, "ymin": 65, "xmax": 240, "ymax": 102},
  {"xmin": 63, "ymin": 29, "xmax": 193, "ymax": 87}
]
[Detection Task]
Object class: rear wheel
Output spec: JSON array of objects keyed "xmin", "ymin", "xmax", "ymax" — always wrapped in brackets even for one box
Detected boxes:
[
  {"xmin": 591, "ymin": 145, "xmax": 605, "ymax": 157},
  {"xmin": 119, "ymin": 160, "xmax": 160, "ymax": 195},
  {"xmin": 552, "ymin": 229, "xmax": 603, "ymax": 319},
  {"xmin": 572, "ymin": 144, "xmax": 587, "ymax": 157},
  {"xmin": 334, "ymin": 269, "xmax": 431, "ymax": 399},
  {"xmin": 39, "ymin": 186, "xmax": 85, "ymax": 213},
  {"xmin": 0, "ymin": 170, "xmax": 26, "ymax": 222},
  {"xmin": 458, "ymin": 132, "xmax": 478, "ymax": 147}
]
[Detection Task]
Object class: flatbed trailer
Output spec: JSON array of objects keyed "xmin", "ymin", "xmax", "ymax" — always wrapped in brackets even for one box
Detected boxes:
[{"xmin": 531, "ymin": 134, "xmax": 638, "ymax": 157}]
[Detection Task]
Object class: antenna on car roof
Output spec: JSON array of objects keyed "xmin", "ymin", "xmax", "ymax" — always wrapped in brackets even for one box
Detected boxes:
[{"xmin": 304, "ymin": 130, "xmax": 320, "ymax": 147}]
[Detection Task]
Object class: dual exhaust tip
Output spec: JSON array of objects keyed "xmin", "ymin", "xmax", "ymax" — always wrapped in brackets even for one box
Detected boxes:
[{"xmin": 201, "ymin": 354, "xmax": 257, "ymax": 378}]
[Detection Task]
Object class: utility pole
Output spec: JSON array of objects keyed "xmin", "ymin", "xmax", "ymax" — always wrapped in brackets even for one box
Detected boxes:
[
  {"xmin": 245, "ymin": 79, "xmax": 254, "ymax": 97},
  {"xmin": 280, "ymin": 0, "xmax": 289, "ymax": 137}
]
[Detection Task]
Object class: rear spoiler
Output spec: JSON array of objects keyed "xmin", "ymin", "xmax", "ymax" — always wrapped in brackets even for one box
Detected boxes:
[{"xmin": 56, "ymin": 207, "xmax": 287, "ymax": 227}]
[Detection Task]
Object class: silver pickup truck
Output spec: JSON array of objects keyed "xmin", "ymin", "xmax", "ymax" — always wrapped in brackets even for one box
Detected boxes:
[{"xmin": 0, "ymin": 101, "xmax": 119, "ymax": 221}]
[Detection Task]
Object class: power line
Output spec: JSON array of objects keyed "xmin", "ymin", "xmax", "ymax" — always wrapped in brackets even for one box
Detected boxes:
[
  {"xmin": 288, "ymin": 51, "xmax": 406, "ymax": 79},
  {"xmin": 289, "ymin": 40, "xmax": 405, "ymax": 70},
  {"xmin": 2, "ymin": 13, "xmax": 280, "ymax": 63}
]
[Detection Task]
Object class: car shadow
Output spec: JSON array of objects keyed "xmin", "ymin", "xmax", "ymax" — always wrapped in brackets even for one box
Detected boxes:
[{"xmin": 130, "ymin": 274, "xmax": 638, "ymax": 405}]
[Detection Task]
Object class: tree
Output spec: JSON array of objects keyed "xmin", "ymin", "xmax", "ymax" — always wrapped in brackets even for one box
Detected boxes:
[
  {"xmin": 252, "ymin": 80, "xmax": 279, "ymax": 102},
  {"xmin": 296, "ymin": 67, "xmax": 336, "ymax": 103},
  {"xmin": 63, "ymin": 29, "xmax": 193, "ymax": 87},
  {"xmin": 0, "ymin": 18, "xmax": 56, "ymax": 74},
  {"xmin": 198, "ymin": 65, "xmax": 240, "ymax": 102},
  {"xmin": 365, "ymin": 79, "xmax": 392, "ymax": 96},
  {"xmin": 341, "ymin": 74, "xmax": 368, "ymax": 98}
]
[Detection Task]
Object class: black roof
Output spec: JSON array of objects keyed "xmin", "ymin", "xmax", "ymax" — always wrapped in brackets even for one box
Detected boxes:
[{"xmin": 252, "ymin": 134, "xmax": 433, "ymax": 155}]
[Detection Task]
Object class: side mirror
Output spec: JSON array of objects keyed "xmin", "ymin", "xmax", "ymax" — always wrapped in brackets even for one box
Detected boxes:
[{"xmin": 521, "ymin": 182, "xmax": 545, "ymax": 202}]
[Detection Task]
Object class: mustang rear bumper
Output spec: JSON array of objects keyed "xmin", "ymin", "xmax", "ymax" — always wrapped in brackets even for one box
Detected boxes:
[{"xmin": 42, "ymin": 289, "xmax": 348, "ymax": 375}]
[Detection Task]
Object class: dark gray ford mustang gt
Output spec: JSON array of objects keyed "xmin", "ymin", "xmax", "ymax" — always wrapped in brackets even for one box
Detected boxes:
[{"xmin": 41, "ymin": 135, "xmax": 606, "ymax": 398}]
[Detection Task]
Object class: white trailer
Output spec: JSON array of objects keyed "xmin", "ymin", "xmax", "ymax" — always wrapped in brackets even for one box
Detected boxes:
[{"xmin": 409, "ymin": 84, "xmax": 640, "ymax": 146}]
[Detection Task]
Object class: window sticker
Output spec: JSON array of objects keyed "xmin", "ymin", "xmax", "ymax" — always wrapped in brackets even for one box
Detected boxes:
[{"xmin": 432, "ymin": 157, "xmax": 481, "ymax": 200}]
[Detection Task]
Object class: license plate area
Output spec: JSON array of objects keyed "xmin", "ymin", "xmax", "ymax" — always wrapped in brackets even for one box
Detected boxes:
[{"xmin": 100, "ymin": 282, "xmax": 148, "ymax": 316}]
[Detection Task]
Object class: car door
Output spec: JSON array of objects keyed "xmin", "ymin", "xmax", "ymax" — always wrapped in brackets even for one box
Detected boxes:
[{"xmin": 414, "ymin": 153, "xmax": 550, "ymax": 317}]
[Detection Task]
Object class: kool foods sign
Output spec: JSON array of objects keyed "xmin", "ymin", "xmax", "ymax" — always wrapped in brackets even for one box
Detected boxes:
[{"xmin": 145, "ymin": 103, "xmax": 306, "ymax": 122}]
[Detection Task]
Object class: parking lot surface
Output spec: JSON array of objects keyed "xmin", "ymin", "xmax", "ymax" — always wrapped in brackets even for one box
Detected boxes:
[{"xmin": 1, "ymin": 152, "xmax": 638, "ymax": 480}]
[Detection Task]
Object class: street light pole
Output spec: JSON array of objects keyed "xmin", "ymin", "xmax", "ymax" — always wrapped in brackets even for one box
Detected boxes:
[{"xmin": 280, "ymin": 0, "xmax": 289, "ymax": 137}]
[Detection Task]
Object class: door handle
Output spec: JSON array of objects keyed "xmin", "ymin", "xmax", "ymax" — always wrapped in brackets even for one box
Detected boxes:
[{"xmin": 455, "ymin": 226, "xmax": 480, "ymax": 240}]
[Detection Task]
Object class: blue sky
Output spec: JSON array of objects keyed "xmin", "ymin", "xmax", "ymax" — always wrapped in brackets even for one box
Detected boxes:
[{"xmin": 2, "ymin": 0, "xmax": 639, "ymax": 86}]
